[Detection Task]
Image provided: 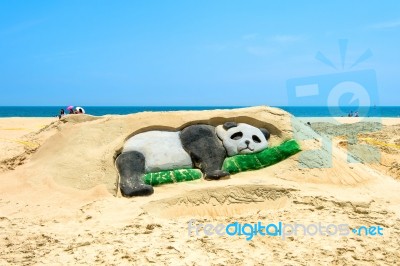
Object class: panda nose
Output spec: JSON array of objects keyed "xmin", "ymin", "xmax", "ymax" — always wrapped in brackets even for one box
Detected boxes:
[{"xmin": 245, "ymin": 140, "xmax": 250, "ymax": 145}]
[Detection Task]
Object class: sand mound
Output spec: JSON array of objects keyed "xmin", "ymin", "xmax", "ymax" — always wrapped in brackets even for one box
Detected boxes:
[
  {"xmin": 0, "ymin": 118, "xmax": 58, "ymax": 172},
  {"xmin": 1, "ymin": 109, "xmax": 400, "ymax": 265},
  {"xmin": 5, "ymin": 106, "xmax": 385, "ymax": 196},
  {"xmin": 311, "ymin": 121, "xmax": 400, "ymax": 180},
  {"xmin": 15, "ymin": 106, "xmax": 293, "ymax": 194}
]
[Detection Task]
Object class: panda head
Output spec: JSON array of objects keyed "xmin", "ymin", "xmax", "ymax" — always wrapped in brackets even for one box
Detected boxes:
[{"xmin": 216, "ymin": 122, "xmax": 270, "ymax": 156}]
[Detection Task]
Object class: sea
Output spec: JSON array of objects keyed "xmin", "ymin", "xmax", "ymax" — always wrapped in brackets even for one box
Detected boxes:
[{"xmin": 0, "ymin": 106, "xmax": 399, "ymax": 118}]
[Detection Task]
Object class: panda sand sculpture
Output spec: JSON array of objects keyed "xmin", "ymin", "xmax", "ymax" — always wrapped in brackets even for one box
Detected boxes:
[{"xmin": 115, "ymin": 122, "xmax": 270, "ymax": 197}]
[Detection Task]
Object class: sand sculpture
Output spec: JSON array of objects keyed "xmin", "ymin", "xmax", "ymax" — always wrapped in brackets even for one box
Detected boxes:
[{"xmin": 116, "ymin": 122, "xmax": 300, "ymax": 197}]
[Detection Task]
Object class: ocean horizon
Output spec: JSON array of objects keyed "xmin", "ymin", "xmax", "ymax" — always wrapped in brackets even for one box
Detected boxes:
[{"xmin": 0, "ymin": 106, "xmax": 399, "ymax": 118}]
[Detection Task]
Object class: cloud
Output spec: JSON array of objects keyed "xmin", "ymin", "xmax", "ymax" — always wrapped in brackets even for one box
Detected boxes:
[
  {"xmin": 242, "ymin": 33, "xmax": 305, "ymax": 43},
  {"xmin": 246, "ymin": 46, "xmax": 276, "ymax": 56},
  {"xmin": 243, "ymin": 34, "xmax": 305, "ymax": 56},
  {"xmin": 370, "ymin": 19, "xmax": 400, "ymax": 30},
  {"xmin": 269, "ymin": 34, "xmax": 305, "ymax": 43},
  {"xmin": 203, "ymin": 44, "xmax": 228, "ymax": 52}
]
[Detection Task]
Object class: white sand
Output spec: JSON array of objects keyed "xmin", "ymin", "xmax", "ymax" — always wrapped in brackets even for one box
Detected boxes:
[{"xmin": 0, "ymin": 107, "xmax": 399, "ymax": 265}]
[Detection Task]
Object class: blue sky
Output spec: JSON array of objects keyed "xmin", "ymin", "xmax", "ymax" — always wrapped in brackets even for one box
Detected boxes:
[{"xmin": 0, "ymin": 1, "xmax": 399, "ymax": 106}]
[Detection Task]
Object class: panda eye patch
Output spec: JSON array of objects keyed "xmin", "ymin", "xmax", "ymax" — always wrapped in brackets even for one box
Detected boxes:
[
  {"xmin": 230, "ymin": 132, "xmax": 243, "ymax": 140},
  {"xmin": 252, "ymin": 135, "xmax": 261, "ymax": 143}
]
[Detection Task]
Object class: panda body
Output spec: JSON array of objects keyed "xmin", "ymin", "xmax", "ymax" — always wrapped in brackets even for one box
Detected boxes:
[
  {"xmin": 123, "ymin": 131, "xmax": 192, "ymax": 173},
  {"xmin": 117, "ymin": 122, "xmax": 270, "ymax": 197}
]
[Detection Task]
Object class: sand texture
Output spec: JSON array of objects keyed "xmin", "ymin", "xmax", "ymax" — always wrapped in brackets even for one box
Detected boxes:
[{"xmin": 1, "ymin": 106, "xmax": 400, "ymax": 265}]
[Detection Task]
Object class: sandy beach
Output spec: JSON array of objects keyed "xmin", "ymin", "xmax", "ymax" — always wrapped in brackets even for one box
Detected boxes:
[{"xmin": 1, "ymin": 106, "xmax": 400, "ymax": 265}]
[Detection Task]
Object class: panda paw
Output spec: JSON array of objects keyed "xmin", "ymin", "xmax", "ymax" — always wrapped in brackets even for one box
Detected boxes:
[
  {"xmin": 204, "ymin": 170, "xmax": 230, "ymax": 181},
  {"xmin": 120, "ymin": 183, "xmax": 154, "ymax": 197}
]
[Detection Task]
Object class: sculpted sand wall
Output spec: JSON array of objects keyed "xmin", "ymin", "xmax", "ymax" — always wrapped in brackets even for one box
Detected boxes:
[
  {"xmin": 28, "ymin": 106, "xmax": 293, "ymax": 194},
  {"xmin": 20, "ymin": 106, "xmax": 381, "ymax": 196}
]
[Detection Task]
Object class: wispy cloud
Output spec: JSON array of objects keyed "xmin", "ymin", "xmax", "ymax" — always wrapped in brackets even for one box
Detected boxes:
[
  {"xmin": 242, "ymin": 33, "xmax": 305, "ymax": 43},
  {"xmin": 269, "ymin": 34, "xmax": 305, "ymax": 43},
  {"xmin": 246, "ymin": 46, "xmax": 276, "ymax": 56},
  {"xmin": 202, "ymin": 33, "xmax": 305, "ymax": 57},
  {"xmin": 243, "ymin": 34, "xmax": 305, "ymax": 56},
  {"xmin": 203, "ymin": 44, "xmax": 228, "ymax": 52},
  {"xmin": 369, "ymin": 19, "xmax": 400, "ymax": 30}
]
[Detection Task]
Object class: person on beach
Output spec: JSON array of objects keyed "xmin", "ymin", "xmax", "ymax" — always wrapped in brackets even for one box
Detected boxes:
[
  {"xmin": 58, "ymin": 109, "xmax": 65, "ymax": 119},
  {"xmin": 354, "ymin": 111, "xmax": 359, "ymax": 117},
  {"xmin": 75, "ymin": 107, "xmax": 85, "ymax": 114},
  {"xmin": 67, "ymin": 105, "xmax": 74, "ymax": 114}
]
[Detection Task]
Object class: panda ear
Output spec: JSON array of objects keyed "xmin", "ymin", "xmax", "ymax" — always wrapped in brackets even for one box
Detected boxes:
[
  {"xmin": 260, "ymin": 128, "xmax": 270, "ymax": 140},
  {"xmin": 223, "ymin": 122, "xmax": 237, "ymax": 130}
]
